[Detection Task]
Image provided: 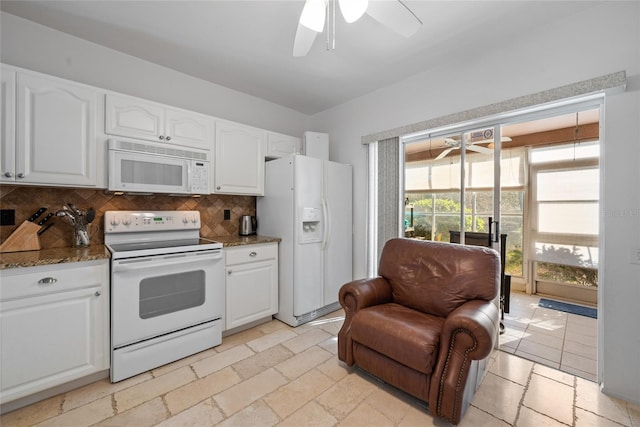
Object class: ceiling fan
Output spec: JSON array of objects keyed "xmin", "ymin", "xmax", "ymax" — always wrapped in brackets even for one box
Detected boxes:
[
  {"xmin": 293, "ymin": 0, "xmax": 422, "ymax": 57},
  {"xmin": 435, "ymin": 129, "xmax": 512, "ymax": 160}
]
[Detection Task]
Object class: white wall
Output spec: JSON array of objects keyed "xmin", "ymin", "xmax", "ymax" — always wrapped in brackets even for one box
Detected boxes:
[
  {"xmin": 2, "ymin": 2, "xmax": 639, "ymax": 404},
  {"xmin": 310, "ymin": 1, "xmax": 640, "ymax": 404},
  {"xmin": 0, "ymin": 12, "xmax": 309, "ymax": 136}
]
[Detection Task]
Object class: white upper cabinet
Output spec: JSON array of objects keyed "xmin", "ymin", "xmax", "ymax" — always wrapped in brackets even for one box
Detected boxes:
[
  {"xmin": 8, "ymin": 71, "xmax": 98, "ymax": 186},
  {"xmin": 214, "ymin": 120, "xmax": 265, "ymax": 195},
  {"xmin": 266, "ymin": 132, "xmax": 302, "ymax": 159},
  {"xmin": 1, "ymin": 66, "xmax": 16, "ymax": 183},
  {"xmin": 106, "ymin": 94, "xmax": 213, "ymax": 150}
]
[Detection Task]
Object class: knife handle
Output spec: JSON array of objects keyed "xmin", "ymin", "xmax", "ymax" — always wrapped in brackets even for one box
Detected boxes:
[
  {"xmin": 28, "ymin": 207, "xmax": 47, "ymax": 222},
  {"xmin": 38, "ymin": 212, "xmax": 54, "ymax": 226}
]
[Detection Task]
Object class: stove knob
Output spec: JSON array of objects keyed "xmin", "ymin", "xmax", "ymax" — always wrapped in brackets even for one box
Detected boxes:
[
  {"xmin": 191, "ymin": 216, "xmax": 198, "ymax": 224},
  {"xmin": 123, "ymin": 218, "xmax": 132, "ymax": 226},
  {"xmin": 182, "ymin": 217, "xmax": 189, "ymax": 224},
  {"xmin": 110, "ymin": 217, "xmax": 120, "ymax": 226}
]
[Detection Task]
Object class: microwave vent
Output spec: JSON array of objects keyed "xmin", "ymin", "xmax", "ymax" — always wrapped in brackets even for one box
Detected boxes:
[{"xmin": 110, "ymin": 139, "xmax": 208, "ymax": 161}]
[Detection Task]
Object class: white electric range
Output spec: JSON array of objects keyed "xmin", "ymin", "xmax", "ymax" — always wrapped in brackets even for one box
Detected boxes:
[{"xmin": 104, "ymin": 210, "xmax": 223, "ymax": 382}]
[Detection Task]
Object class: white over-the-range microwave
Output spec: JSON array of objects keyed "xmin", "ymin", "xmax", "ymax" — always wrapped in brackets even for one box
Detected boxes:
[{"xmin": 107, "ymin": 138, "xmax": 210, "ymax": 195}]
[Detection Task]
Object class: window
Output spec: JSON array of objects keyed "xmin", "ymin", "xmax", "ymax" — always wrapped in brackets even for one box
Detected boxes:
[{"xmin": 530, "ymin": 141, "xmax": 599, "ymax": 287}]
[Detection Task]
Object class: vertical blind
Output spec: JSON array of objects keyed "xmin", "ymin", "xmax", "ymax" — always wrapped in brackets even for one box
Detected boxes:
[{"xmin": 376, "ymin": 137, "xmax": 400, "ymax": 264}]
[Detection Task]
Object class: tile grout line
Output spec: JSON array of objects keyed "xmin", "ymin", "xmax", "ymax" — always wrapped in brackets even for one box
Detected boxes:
[{"xmin": 511, "ymin": 362, "xmax": 535, "ymax": 426}]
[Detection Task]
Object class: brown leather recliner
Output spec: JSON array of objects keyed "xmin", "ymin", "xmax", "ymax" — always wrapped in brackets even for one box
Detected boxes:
[{"xmin": 338, "ymin": 238, "xmax": 499, "ymax": 425}]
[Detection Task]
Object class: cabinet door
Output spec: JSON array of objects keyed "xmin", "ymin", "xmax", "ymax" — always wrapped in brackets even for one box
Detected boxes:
[
  {"xmin": 226, "ymin": 260, "xmax": 277, "ymax": 330},
  {"xmin": 165, "ymin": 107, "xmax": 213, "ymax": 150},
  {"xmin": 1, "ymin": 67, "xmax": 16, "ymax": 182},
  {"xmin": 266, "ymin": 132, "xmax": 302, "ymax": 159},
  {"xmin": 0, "ymin": 286, "xmax": 105, "ymax": 403},
  {"xmin": 105, "ymin": 94, "xmax": 165, "ymax": 142},
  {"xmin": 16, "ymin": 73, "xmax": 97, "ymax": 186},
  {"xmin": 214, "ymin": 121, "xmax": 265, "ymax": 195}
]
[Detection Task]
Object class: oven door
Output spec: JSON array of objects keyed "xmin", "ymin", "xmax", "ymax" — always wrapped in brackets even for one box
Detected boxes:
[
  {"xmin": 111, "ymin": 249, "xmax": 223, "ymax": 348},
  {"xmin": 108, "ymin": 149, "xmax": 191, "ymax": 194}
]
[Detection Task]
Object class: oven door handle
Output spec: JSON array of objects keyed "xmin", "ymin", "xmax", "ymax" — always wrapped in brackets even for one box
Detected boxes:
[{"xmin": 112, "ymin": 252, "xmax": 221, "ymax": 272}]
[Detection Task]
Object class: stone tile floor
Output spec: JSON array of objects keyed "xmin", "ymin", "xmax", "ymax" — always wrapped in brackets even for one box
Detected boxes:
[
  {"xmin": 2, "ymin": 297, "xmax": 638, "ymax": 426},
  {"xmin": 500, "ymin": 292, "xmax": 598, "ymax": 381}
]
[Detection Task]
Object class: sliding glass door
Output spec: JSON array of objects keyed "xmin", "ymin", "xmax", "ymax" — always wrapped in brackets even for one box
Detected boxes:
[
  {"xmin": 403, "ymin": 126, "xmax": 511, "ymax": 255},
  {"xmin": 402, "ymin": 103, "xmax": 600, "ymax": 302}
]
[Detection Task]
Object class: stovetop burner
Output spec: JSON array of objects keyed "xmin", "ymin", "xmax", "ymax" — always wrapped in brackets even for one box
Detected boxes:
[
  {"xmin": 104, "ymin": 211, "xmax": 222, "ymax": 259},
  {"xmin": 108, "ymin": 237, "xmax": 218, "ymax": 252}
]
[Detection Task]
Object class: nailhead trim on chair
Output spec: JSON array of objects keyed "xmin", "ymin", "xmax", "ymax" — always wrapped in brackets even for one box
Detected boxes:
[{"xmin": 436, "ymin": 327, "xmax": 477, "ymax": 424}]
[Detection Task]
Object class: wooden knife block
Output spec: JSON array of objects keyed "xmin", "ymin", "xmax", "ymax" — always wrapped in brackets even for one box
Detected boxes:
[{"xmin": 0, "ymin": 221, "xmax": 42, "ymax": 253}]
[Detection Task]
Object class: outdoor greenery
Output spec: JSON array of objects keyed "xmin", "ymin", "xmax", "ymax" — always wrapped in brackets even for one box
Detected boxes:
[{"xmin": 536, "ymin": 262, "xmax": 598, "ymax": 287}]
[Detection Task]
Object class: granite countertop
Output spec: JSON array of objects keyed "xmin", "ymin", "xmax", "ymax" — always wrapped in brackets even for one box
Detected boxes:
[
  {"xmin": 0, "ymin": 245, "xmax": 111, "ymax": 270},
  {"xmin": 208, "ymin": 235, "xmax": 281, "ymax": 247},
  {"xmin": 0, "ymin": 236, "xmax": 281, "ymax": 270}
]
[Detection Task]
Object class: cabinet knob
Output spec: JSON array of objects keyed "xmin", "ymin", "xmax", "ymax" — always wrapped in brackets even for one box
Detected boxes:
[
  {"xmin": 3, "ymin": 172, "xmax": 12, "ymax": 178},
  {"xmin": 159, "ymin": 135, "xmax": 165, "ymax": 140},
  {"xmin": 95, "ymin": 291, "xmax": 101, "ymax": 297},
  {"xmin": 17, "ymin": 173, "xmax": 25, "ymax": 179},
  {"xmin": 216, "ymin": 186, "xmax": 221, "ymax": 190},
  {"xmin": 249, "ymin": 252, "xmax": 257, "ymax": 257},
  {"xmin": 166, "ymin": 136, "xmax": 171, "ymax": 141},
  {"xmin": 37, "ymin": 277, "xmax": 57, "ymax": 285},
  {"xmin": 228, "ymin": 270, "xmax": 232, "ymax": 275}
]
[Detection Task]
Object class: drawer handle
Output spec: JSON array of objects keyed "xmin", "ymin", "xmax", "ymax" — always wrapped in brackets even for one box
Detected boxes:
[
  {"xmin": 37, "ymin": 277, "xmax": 57, "ymax": 286},
  {"xmin": 95, "ymin": 291, "xmax": 101, "ymax": 297},
  {"xmin": 249, "ymin": 252, "xmax": 257, "ymax": 257}
]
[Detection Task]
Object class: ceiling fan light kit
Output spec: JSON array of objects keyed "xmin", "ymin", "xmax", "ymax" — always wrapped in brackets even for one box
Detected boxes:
[
  {"xmin": 293, "ymin": 0, "xmax": 422, "ymax": 57},
  {"xmin": 338, "ymin": 0, "xmax": 369, "ymax": 23},
  {"xmin": 300, "ymin": 0, "xmax": 326, "ymax": 32}
]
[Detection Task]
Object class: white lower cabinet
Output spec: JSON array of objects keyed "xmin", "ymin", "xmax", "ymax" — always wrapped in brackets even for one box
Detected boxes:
[
  {"xmin": 224, "ymin": 243, "xmax": 278, "ymax": 330},
  {"xmin": 0, "ymin": 260, "xmax": 109, "ymax": 404}
]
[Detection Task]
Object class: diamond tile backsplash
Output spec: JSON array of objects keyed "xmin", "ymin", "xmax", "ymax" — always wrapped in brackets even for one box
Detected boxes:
[{"xmin": 0, "ymin": 185, "xmax": 255, "ymax": 249}]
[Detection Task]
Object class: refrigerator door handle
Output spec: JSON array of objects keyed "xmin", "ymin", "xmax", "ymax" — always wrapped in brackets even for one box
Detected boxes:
[{"xmin": 322, "ymin": 198, "xmax": 330, "ymax": 250}]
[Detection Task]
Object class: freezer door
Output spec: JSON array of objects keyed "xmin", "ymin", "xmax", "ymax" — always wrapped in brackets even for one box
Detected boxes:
[
  {"xmin": 293, "ymin": 155, "xmax": 324, "ymax": 316},
  {"xmin": 323, "ymin": 161, "xmax": 353, "ymax": 306}
]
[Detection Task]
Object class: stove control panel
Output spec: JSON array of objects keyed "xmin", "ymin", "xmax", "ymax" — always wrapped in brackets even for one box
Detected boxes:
[{"xmin": 104, "ymin": 211, "xmax": 200, "ymax": 233}]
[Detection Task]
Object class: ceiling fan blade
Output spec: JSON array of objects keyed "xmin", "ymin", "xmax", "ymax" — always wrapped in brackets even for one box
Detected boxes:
[
  {"xmin": 467, "ymin": 144, "xmax": 493, "ymax": 155},
  {"xmin": 293, "ymin": 22, "xmax": 319, "ymax": 57},
  {"xmin": 366, "ymin": 0, "xmax": 422, "ymax": 38},
  {"xmin": 435, "ymin": 147, "xmax": 455, "ymax": 160},
  {"xmin": 471, "ymin": 136, "xmax": 513, "ymax": 145}
]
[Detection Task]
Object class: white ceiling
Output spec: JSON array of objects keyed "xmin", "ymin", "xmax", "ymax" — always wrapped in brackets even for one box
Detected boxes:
[{"xmin": 0, "ymin": 1, "xmax": 602, "ymax": 115}]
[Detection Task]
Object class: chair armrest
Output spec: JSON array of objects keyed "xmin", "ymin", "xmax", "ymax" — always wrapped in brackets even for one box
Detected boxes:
[
  {"xmin": 338, "ymin": 278, "xmax": 393, "ymax": 365},
  {"xmin": 339, "ymin": 277, "xmax": 393, "ymax": 314},
  {"xmin": 428, "ymin": 300, "xmax": 499, "ymax": 424}
]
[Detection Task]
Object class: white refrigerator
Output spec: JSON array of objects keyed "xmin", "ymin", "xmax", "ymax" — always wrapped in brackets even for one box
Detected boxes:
[{"xmin": 257, "ymin": 154, "xmax": 352, "ymax": 327}]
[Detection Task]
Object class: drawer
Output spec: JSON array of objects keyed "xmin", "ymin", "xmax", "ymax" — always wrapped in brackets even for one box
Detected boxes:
[
  {"xmin": 0, "ymin": 260, "xmax": 108, "ymax": 301},
  {"xmin": 225, "ymin": 243, "xmax": 277, "ymax": 266}
]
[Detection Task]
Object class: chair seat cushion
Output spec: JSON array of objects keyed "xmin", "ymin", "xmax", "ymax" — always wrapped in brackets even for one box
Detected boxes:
[{"xmin": 350, "ymin": 303, "xmax": 445, "ymax": 375}]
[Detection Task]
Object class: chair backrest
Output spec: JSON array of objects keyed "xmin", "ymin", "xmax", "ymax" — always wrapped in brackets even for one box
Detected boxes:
[
  {"xmin": 449, "ymin": 231, "xmax": 507, "ymax": 288},
  {"xmin": 378, "ymin": 238, "xmax": 499, "ymax": 318}
]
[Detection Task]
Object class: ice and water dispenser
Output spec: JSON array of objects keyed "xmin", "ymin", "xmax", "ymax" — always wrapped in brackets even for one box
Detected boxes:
[{"xmin": 300, "ymin": 207, "xmax": 322, "ymax": 243}]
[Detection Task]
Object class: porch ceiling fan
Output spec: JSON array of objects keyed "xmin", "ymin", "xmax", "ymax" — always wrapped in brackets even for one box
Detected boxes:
[
  {"xmin": 435, "ymin": 129, "xmax": 513, "ymax": 160},
  {"xmin": 293, "ymin": 0, "xmax": 422, "ymax": 57}
]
